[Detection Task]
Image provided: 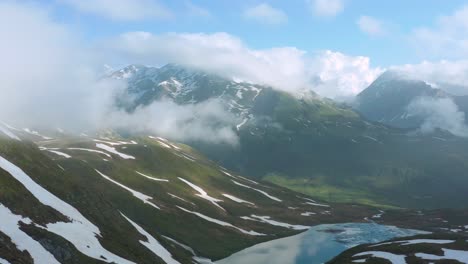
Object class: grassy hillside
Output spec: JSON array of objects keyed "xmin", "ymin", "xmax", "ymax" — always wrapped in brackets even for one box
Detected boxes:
[
  {"xmin": 192, "ymin": 88, "xmax": 468, "ymax": 209},
  {"xmin": 0, "ymin": 129, "xmax": 388, "ymax": 263}
]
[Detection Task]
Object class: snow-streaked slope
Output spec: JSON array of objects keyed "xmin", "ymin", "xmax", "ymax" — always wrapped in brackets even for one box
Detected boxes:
[
  {"xmin": 231, "ymin": 180, "xmax": 282, "ymax": 202},
  {"xmin": 67, "ymin": 148, "xmax": 112, "ymax": 158},
  {"xmin": 136, "ymin": 171, "xmax": 169, "ymax": 182},
  {"xmin": 23, "ymin": 128, "xmax": 52, "ymax": 140},
  {"xmin": 0, "ymin": 204, "xmax": 59, "ymax": 264},
  {"xmin": 304, "ymin": 201, "xmax": 330, "ymax": 207},
  {"xmin": 222, "ymin": 194, "xmax": 255, "ymax": 206},
  {"xmin": 241, "ymin": 215, "xmax": 309, "ymax": 230},
  {"xmin": 177, "ymin": 206, "xmax": 264, "ymax": 236},
  {"xmin": 96, "ymin": 143, "xmax": 135, "ymax": 159},
  {"xmin": 0, "ymin": 156, "xmax": 135, "ymax": 264},
  {"xmin": 96, "ymin": 170, "xmax": 160, "ymax": 210},
  {"xmin": 121, "ymin": 213, "xmax": 180, "ymax": 264},
  {"xmin": 93, "ymin": 139, "xmax": 138, "ymax": 146},
  {"xmin": 0, "ymin": 124, "xmax": 20, "ymax": 141},
  {"xmin": 43, "ymin": 149, "xmax": 72, "ymax": 159},
  {"xmin": 178, "ymin": 177, "xmax": 225, "ymax": 211}
]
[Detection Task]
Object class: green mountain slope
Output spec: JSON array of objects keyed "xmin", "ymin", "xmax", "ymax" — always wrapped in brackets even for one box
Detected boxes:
[
  {"xmin": 110, "ymin": 64, "xmax": 468, "ymax": 209},
  {"xmin": 0, "ymin": 126, "xmax": 386, "ymax": 263}
]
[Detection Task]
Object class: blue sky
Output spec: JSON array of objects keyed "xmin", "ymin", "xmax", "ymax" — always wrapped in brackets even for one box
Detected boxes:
[
  {"xmin": 44, "ymin": 0, "xmax": 468, "ymax": 67},
  {"xmin": 3, "ymin": 0, "xmax": 468, "ymax": 100}
]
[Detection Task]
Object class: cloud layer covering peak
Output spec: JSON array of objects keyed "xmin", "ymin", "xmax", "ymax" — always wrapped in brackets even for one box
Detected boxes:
[{"xmin": 107, "ymin": 31, "xmax": 383, "ymax": 99}]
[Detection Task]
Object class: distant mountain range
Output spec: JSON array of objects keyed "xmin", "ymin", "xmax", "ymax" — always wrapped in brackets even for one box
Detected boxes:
[{"xmin": 108, "ymin": 64, "xmax": 468, "ymax": 209}]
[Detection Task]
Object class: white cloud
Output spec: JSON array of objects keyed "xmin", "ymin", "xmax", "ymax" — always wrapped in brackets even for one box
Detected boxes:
[
  {"xmin": 106, "ymin": 31, "xmax": 382, "ymax": 99},
  {"xmin": 393, "ymin": 60, "xmax": 468, "ymax": 95},
  {"xmin": 0, "ymin": 2, "xmax": 239, "ymax": 144},
  {"xmin": 0, "ymin": 1, "xmax": 119, "ymax": 130},
  {"xmin": 407, "ymin": 97, "xmax": 468, "ymax": 137},
  {"xmin": 411, "ymin": 5, "xmax": 468, "ymax": 59},
  {"xmin": 309, "ymin": 51, "xmax": 384, "ymax": 98},
  {"xmin": 307, "ymin": 0, "xmax": 344, "ymax": 17},
  {"xmin": 60, "ymin": 0, "xmax": 172, "ymax": 21},
  {"xmin": 243, "ymin": 3, "xmax": 288, "ymax": 25},
  {"xmin": 108, "ymin": 99, "xmax": 239, "ymax": 145},
  {"xmin": 185, "ymin": 1, "xmax": 211, "ymax": 18},
  {"xmin": 357, "ymin": 16, "xmax": 385, "ymax": 36}
]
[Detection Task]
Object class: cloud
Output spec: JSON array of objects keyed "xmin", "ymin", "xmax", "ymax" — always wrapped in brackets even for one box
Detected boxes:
[
  {"xmin": 0, "ymin": 2, "xmax": 238, "ymax": 145},
  {"xmin": 106, "ymin": 31, "xmax": 382, "ymax": 99},
  {"xmin": 393, "ymin": 60, "xmax": 468, "ymax": 95},
  {"xmin": 243, "ymin": 3, "xmax": 288, "ymax": 25},
  {"xmin": 309, "ymin": 51, "xmax": 384, "ymax": 99},
  {"xmin": 357, "ymin": 16, "xmax": 386, "ymax": 36},
  {"xmin": 60, "ymin": 0, "xmax": 172, "ymax": 21},
  {"xmin": 407, "ymin": 97, "xmax": 468, "ymax": 137},
  {"xmin": 108, "ymin": 99, "xmax": 239, "ymax": 145},
  {"xmin": 185, "ymin": 1, "xmax": 211, "ymax": 18},
  {"xmin": 0, "ymin": 1, "xmax": 118, "ymax": 130},
  {"xmin": 410, "ymin": 5, "xmax": 468, "ymax": 59},
  {"xmin": 307, "ymin": 0, "xmax": 344, "ymax": 17}
]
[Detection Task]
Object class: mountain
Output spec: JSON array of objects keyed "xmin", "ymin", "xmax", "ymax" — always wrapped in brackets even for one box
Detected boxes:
[
  {"xmin": 109, "ymin": 65, "xmax": 468, "ymax": 210},
  {"xmin": 354, "ymin": 70, "xmax": 468, "ymax": 129},
  {"xmin": 0, "ymin": 124, "xmax": 389, "ymax": 263},
  {"xmin": 112, "ymin": 64, "xmax": 269, "ymax": 120}
]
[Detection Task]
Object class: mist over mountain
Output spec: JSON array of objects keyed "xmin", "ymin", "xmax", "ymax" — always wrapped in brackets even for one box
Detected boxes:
[{"xmin": 354, "ymin": 70, "xmax": 468, "ymax": 137}]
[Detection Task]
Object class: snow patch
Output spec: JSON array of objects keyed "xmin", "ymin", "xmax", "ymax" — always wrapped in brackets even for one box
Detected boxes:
[
  {"xmin": 0, "ymin": 156, "xmax": 135, "ymax": 264},
  {"xmin": 96, "ymin": 170, "xmax": 160, "ymax": 210},
  {"xmin": 0, "ymin": 204, "xmax": 59, "ymax": 263},
  {"xmin": 177, "ymin": 206, "xmax": 264, "ymax": 236},
  {"xmin": 136, "ymin": 171, "xmax": 169, "ymax": 182},
  {"xmin": 354, "ymin": 251, "xmax": 406, "ymax": 264},
  {"xmin": 301, "ymin": 212, "xmax": 316, "ymax": 216},
  {"xmin": 96, "ymin": 143, "xmax": 135, "ymax": 159},
  {"xmin": 67, "ymin": 148, "xmax": 112, "ymax": 158},
  {"xmin": 241, "ymin": 215, "xmax": 309, "ymax": 230},
  {"xmin": 304, "ymin": 201, "xmax": 330, "ymax": 207},
  {"xmin": 371, "ymin": 239, "xmax": 455, "ymax": 248},
  {"xmin": 232, "ymin": 180, "xmax": 282, "ymax": 202},
  {"xmin": 43, "ymin": 149, "xmax": 71, "ymax": 159},
  {"xmin": 23, "ymin": 128, "xmax": 53, "ymax": 140},
  {"xmin": 178, "ymin": 178, "xmax": 224, "ymax": 211},
  {"xmin": 121, "ymin": 214, "xmax": 180, "ymax": 264},
  {"xmin": 415, "ymin": 248, "xmax": 468, "ymax": 262},
  {"xmin": 0, "ymin": 123, "xmax": 21, "ymax": 141},
  {"xmin": 167, "ymin": 193, "xmax": 194, "ymax": 205},
  {"xmin": 222, "ymin": 194, "xmax": 255, "ymax": 206}
]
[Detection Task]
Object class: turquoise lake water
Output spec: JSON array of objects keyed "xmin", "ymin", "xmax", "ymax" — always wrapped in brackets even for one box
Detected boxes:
[{"xmin": 217, "ymin": 223, "xmax": 427, "ymax": 264}]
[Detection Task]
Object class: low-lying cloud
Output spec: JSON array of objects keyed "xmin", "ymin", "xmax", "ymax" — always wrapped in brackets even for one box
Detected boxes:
[
  {"xmin": 407, "ymin": 97, "xmax": 468, "ymax": 137},
  {"xmin": 106, "ymin": 31, "xmax": 383, "ymax": 99},
  {"xmin": 0, "ymin": 2, "xmax": 237, "ymax": 145},
  {"xmin": 108, "ymin": 99, "xmax": 239, "ymax": 145}
]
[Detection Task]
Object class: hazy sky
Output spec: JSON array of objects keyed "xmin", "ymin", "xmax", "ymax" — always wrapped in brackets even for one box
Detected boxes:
[{"xmin": 42, "ymin": 0, "xmax": 468, "ymax": 66}]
